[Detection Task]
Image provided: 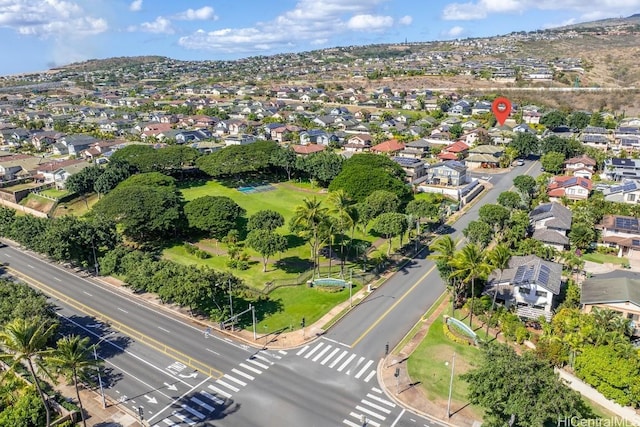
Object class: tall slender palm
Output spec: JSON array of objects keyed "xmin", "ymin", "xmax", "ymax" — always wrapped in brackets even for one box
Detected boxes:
[
  {"xmin": 429, "ymin": 235, "xmax": 459, "ymax": 315},
  {"xmin": 0, "ymin": 318, "xmax": 57, "ymax": 427},
  {"xmin": 327, "ymin": 190, "xmax": 356, "ymax": 276},
  {"xmin": 291, "ymin": 197, "xmax": 328, "ymax": 278},
  {"xmin": 46, "ymin": 335, "xmax": 96, "ymax": 427},
  {"xmin": 449, "ymin": 243, "xmax": 492, "ymax": 327},
  {"xmin": 486, "ymin": 244, "xmax": 512, "ymax": 337}
]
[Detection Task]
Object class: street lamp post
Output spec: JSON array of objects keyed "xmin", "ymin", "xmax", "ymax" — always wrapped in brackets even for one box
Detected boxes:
[
  {"xmin": 93, "ymin": 332, "xmax": 115, "ymax": 409},
  {"xmin": 447, "ymin": 352, "xmax": 456, "ymax": 418},
  {"xmin": 228, "ymin": 279, "xmax": 234, "ymax": 331}
]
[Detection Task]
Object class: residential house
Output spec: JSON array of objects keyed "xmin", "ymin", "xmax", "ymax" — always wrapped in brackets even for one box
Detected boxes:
[
  {"xmin": 398, "ymin": 139, "xmax": 431, "ymax": 159},
  {"xmin": 523, "ymin": 110, "xmax": 542, "ymax": 124},
  {"xmin": 426, "ymin": 161, "xmax": 467, "ymax": 186},
  {"xmin": 471, "ymin": 101, "xmax": 492, "ymax": 116},
  {"xmin": 31, "ymin": 131, "xmax": 64, "ymax": 150},
  {"xmin": 59, "ymin": 135, "xmax": 98, "ymax": 156},
  {"xmin": 0, "ymin": 154, "xmax": 43, "ymax": 181},
  {"xmin": 564, "ymin": 154, "xmax": 596, "ymax": 179},
  {"xmin": 224, "ymin": 134, "xmax": 256, "ymax": 146},
  {"xmin": 603, "ymin": 158, "xmax": 640, "ymax": 181},
  {"xmin": 581, "ymin": 274, "xmax": 640, "ymax": 336},
  {"xmin": 547, "ymin": 176, "xmax": 592, "ymax": 201},
  {"xmin": 437, "ymin": 140, "xmax": 469, "ymax": 161},
  {"xmin": 464, "ymin": 145, "xmax": 504, "ymax": 169},
  {"xmin": 299, "ymin": 130, "xmax": 338, "ymax": 146},
  {"xmin": 529, "ymin": 202, "xmax": 572, "ymax": 251},
  {"xmin": 580, "ymin": 126, "xmax": 610, "ymax": 150},
  {"xmin": 371, "ymin": 139, "xmax": 405, "ymax": 156},
  {"xmin": 449, "ymin": 100, "xmax": 471, "ymax": 116},
  {"xmin": 597, "ymin": 215, "xmax": 640, "ymax": 258},
  {"xmin": 513, "ymin": 123, "xmax": 535, "ymax": 134},
  {"xmin": 35, "ymin": 158, "xmax": 90, "ymax": 189},
  {"xmin": 392, "ymin": 157, "xmax": 426, "ymax": 183},
  {"xmin": 344, "ymin": 134, "xmax": 372, "ymax": 153},
  {"xmin": 291, "ymin": 144, "xmax": 326, "ymax": 156},
  {"xmin": 484, "ymin": 254, "xmax": 564, "ymax": 321},
  {"xmin": 602, "ymin": 180, "xmax": 640, "ymax": 204},
  {"xmin": 271, "ymin": 125, "xmax": 303, "ymax": 143}
]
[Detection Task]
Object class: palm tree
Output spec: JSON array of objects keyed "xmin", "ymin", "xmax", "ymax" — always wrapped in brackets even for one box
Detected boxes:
[
  {"xmin": 0, "ymin": 318, "xmax": 57, "ymax": 427},
  {"xmin": 46, "ymin": 335, "xmax": 97, "ymax": 427},
  {"xmin": 327, "ymin": 190, "xmax": 356, "ymax": 276},
  {"xmin": 291, "ymin": 197, "xmax": 329, "ymax": 278},
  {"xmin": 429, "ymin": 235, "xmax": 459, "ymax": 315},
  {"xmin": 486, "ymin": 244, "xmax": 512, "ymax": 337},
  {"xmin": 449, "ymin": 243, "xmax": 492, "ymax": 327}
]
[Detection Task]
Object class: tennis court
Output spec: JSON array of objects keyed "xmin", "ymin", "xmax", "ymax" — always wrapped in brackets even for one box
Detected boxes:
[{"xmin": 237, "ymin": 183, "xmax": 276, "ymax": 194}]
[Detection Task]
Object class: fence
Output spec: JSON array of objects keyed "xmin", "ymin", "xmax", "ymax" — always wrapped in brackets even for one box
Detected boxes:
[{"xmin": 256, "ymin": 265, "xmax": 378, "ymax": 295}]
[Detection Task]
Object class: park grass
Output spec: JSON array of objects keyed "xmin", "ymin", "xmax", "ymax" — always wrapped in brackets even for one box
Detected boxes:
[
  {"xmin": 582, "ymin": 251, "xmax": 628, "ymax": 266},
  {"xmin": 39, "ymin": 188, "xmax": 69, "ymax": 199},
  {"xmin": 407, "ymin": 316, "xmax": 482, "ymax": 418},
  {"xmin": 53, "ymin": 193, "xmax": 99, "ymax": 217}
]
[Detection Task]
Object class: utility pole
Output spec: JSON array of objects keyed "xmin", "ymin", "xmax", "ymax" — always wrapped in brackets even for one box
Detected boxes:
[
  {"xmin": 251, "ymin": 304, "xmax": 256, "ymax": 340},
  {"xmin": 228, "ymin": 279, "xmax": 234, "ymax": 331},
  {"xmin": 447, "ymin": 352, "xmax": 456, "ymax": 418}
]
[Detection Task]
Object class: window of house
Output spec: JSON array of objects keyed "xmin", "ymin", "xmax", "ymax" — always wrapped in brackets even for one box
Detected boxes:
[
  {"xmin": 629, "ymin": 194, "xmax": 636, "ymax": 202},
  {"xmin": 518, "ymin": 287, "xmax": 529, "ymax": 295},
  {"xmin": 535, "ymin": 290, "xmax": 546, "ymax": 297}
]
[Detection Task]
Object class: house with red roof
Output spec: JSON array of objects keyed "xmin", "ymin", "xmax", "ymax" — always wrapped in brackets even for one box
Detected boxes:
[
  {"xmin": 564, "ymin": 154, "xmax": 596, "ymax": 179},
  {"xmin": 547, "ymin": 176, "xmax": 592, "ymax": 201},
  {"xmin": 371, "ymin": 139, "xmax": 405, "ymax": 155},
  {"xmin": 291, "ymin": 144, "xmax": 326, "ymax": 156},
  {"xmin": 437, "ymin": 140, "xmax": 469, "ymax": 161}
]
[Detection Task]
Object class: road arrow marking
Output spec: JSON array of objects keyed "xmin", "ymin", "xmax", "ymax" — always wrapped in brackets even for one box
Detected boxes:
[
  {"xmin": 86, "ymin": 323, "xmax": 102, "ymax": 328},
  {"xmin": 164, "ymin": 382, "xmax": 178, "ymax": 391},
  {"xmin": 179, "ymin": 372, "xmax": 198, "ymax": 379},
  {"xmin": 144, "ymin": 395, "xmax": 158, "ymax": 404}
]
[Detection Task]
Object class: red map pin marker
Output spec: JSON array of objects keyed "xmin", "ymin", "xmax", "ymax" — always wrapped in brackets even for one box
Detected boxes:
[{"xmin": 492, "ymin": 97, "xmax": 512, "ymax": 126}]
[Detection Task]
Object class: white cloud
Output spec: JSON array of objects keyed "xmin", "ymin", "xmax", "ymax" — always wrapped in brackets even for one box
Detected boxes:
[
  {"xmin": 399, "ymin": 15, "xmax": 413, "ymax": 26},
  {"xmin": 347, "ymin": 14, "xmax": 393, "ymax": 31},
  {"xmin": 174, "ymin": 6, "xmax": 218, "ymax": 21},
  {"xmin": 178, "ymin": 0, "xmax": 407, "ymax": 54},
  {"xmin": 137, "ymin": 16, "xmax": 174, "ymax": 34},
  {"xmin": 129, "ymin": 0, "xmax": 143, "ymax": 12},
  {"xmin": 442, "ymin": 0, "xmax": 640, "ymax": 21},
  {"xmin": 0, "ymin": 0, "xmax": 108, "ymax": 37},
  {"xmin": 445, "ymin": 25, "xmax": 465, "ymax": 37}
]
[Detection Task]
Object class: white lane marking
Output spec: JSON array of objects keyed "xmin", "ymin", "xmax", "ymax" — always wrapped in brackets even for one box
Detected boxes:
[
  {"xmin": 245, "ymin": 358, "xmax": 269, "ymax": 370},
  {"xmin": 278, "ymin": 350, "xmax": 287, "ymax": 355},
  {"xmin": 321, "ymin": 347, "xmax": 340, "ymax": 365},
  {"xmin": 349, "ymin": 412, "xmax": 381, "ymax": 427},
  {"xmin": 313, "ymin": 344, "xmax": 332, "ymax": 362},
  {"xmin": 3, "ymin": 254, "xmax": 10, "ymax": 258},
  {"xmin": 27, "ymin": 264, "xmax": 34, "ymax": 269},
  {"xmin": 223, "ymin": 374, "xmax": 246, "ymax": 387},
  {"xmin": 181, "ymin": 404, "xmax": 205, "ymax": 419},
  {"xmin": 215, "ymin": 379, "xmax": 240, "ymax": 393},
  {"xmin": 232, "ymin": 368, "xmax": 254, "ymax": 381},
  {"xmin": 372, "ymin": 387, "xmax": 382, "ymax": 393},
  {"xmin": 190, "ymin": 396, "xmax": 215, "ymax": 412},
  {"xmin": 172, "ymin": 411, "xmax": 196, "ymax": 426},
  {"xmin": 364, "ymin": 371, "xmax": 377, "ymax": 383},
  {"xmin": 355, "ymin": 360, "xmax": 374, "ymax": 379},
  {"xmin": 322, "ymin": 337, "xmax": 350, "ymax": 348},
  {"xmin": 117, "ymin": 307, "xmax": 128, "ymax": 313},
  {"xmin": 390, "ymin": 408, "xmax": 406, "ymax": 427},
  {"xmin": 347, "ymin": 356, "xmax": 365, "ymax": 375},
  {"xmin": 162, "ymin": 419, "xmax": 177, "ymax": 426},
  {"xmin": 361, "ymin": 400, "xmax": 392, "ymax": 414},
  {"xmin": 252, "ymin": 353, "xmax": 273, "ymax": 364},
  {"xmin": 329, "ymin": 350, "xmax": 348, "ymax": 368},
  {"xmin": 158, "ymin": 326, "xmax": 170, "ymax": 333},
  {"xmin": 148, "ymin": 377, "xmax": 209, "ymax": 424},
  {"xmin": 296, "ymin": 345, "xmax": 310, "ymax": 356},
  {"xmin": 53, "ymin": 276, "xmax": 61, "ymax": 281},
  {"xmin": 200, "ymin": 390, "xmax": 224, "ymax": 405},
  {"xmin": 83, "ymin": 291, "xmax": 93, "ymax": 297},
  {"xmin": 207, "ymin": 384, "xmax": 231, "ymax": 399},
  {"xmin": 366, "ymin": 393, "xmax": 396, "ymax": 408},
  {"xmin": 239, "ymin": 362, "xmax": 262, "ymax": 375},
  {"xmin": 355, "ymin": 405, "xmax": 386, "ymax": 421},
  {"xmin": 337, "ymin": 354, "xmax": 356, "ymax": 372},
  {"xmin": 304, "ymin": 342, "xmax": 324, "ymax": 359},
  {"xmin": 343, "ymin": 419, "xmax": 361, "ymax": 427},
  {"xmin": 206, "ymin": 348, "xmax": 219, "ymax": 356}
]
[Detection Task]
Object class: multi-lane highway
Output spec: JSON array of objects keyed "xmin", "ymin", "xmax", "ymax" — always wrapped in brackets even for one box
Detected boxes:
[{"xmin": 0, "ymin": 161, "xmax": 541, "ymax": 426}]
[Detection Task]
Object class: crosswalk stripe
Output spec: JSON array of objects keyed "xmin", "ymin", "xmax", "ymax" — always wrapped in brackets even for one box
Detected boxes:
[
  {"xmin": 246, "ymin": 358, "xmax": 270, "ymax": 370},
  {"xmin": 200, "ymin": 390, "xmax": 225, "ymax": 405},
  {"xmin": 361, "ymin": 399, "xmax": 392, "ymax": 414},
  {"xmin": 190, "ymin": 397, "xmax": 215, "ymax": 412},
  {"xmin": 355, "ymin": 405, "xmax": 386, "ymax": 421},
  {"xmin": 355, "ymin": 360, "xmax": 374, "ymax": 379},
  {"xmin": 224, "ymin": 374, "xmax": 247, "ymax": 387},
  {"xmin": 172, "ymin": 412, "xmax": 196, "ymax": 426},
  {"xmin": 181, "ymin": 404, "xmax": 205, "ymax": 419},
  {"xmin": 162, "ymin": 419, "xmax": 177, "ymax": 426},
  {"xmin": 304, "ymin": 342, "xmax": 324, "ymax": 359},
  {"xmin": 253, "ymin": 354, "xmax": 274, "ymax": 364},
  {"xmin": 321, "ymin": 347, "xmax": 340, "ymax": 365},
  {"xmin": 349, "ymin": 412, "xmax": 381, "ymax": 427},
  {"xmin": 207, "ymin": 384, "xmax": 232, "ymax": 399},
  {"xmin": 338, "ymin": 354, "xmax": 356, "ymax": 372},
  {"xmin": 239, "ymin": 362, "xmax": 263, "ymax": 374},
  {"xmin": 215, "ymin": 379, "xmax": 240, "ymax": 393},
  {"xmin": 364, "ymin": 370, "xmax": 376, "ymax": 383},
  {"xmin": 347, "ymin": 356, "xmax": 365, "ymax": 375},
  {"xmin": 296, "ymin": 345, "xmax": 310, "ymax": 356},
  {"xmin": 371, "ymin": 387, "xmax": 382, "ymax": 393},
  {"xmin": 366, "ymin": 393, "xmax": 396, "ymax": 408},
  {"xmin": 232, "ymin": 368, "xmax": 255, "ymax": 381},
  {"xmin": 343, "ymin": 419, "xmax": 361, "ymax": 427},
  {"xmin": 313, "ymin": 344, "xmax": 332, "ymax": 362},
  {"xmin": 329, "ymin": 350, "xmax": 348, "ymax": 368},
  {"xmin": 278, "ymin": 350, "xmax": 288, "ymax": 355}
]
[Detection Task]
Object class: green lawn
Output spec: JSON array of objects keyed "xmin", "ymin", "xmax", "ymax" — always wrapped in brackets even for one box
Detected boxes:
[
  {"xmin": 582, "ymin": 252, "xmax": 628, "ymax": 265},
  {"xmin": 39, "ymin": 188, "xmax": 69, "ymax": 199},
  {"xmin": 53, "ymin": 193, "xmax": 99, "ymax": 217}
]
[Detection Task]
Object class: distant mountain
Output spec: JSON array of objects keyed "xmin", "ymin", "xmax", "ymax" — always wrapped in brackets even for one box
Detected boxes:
[
  {"xmin": 551, "ymin": 13, "xmax": 640, "ymax": 31},
  {"xmin": 53, "ymin": 56, "xmax": 169, "ymax": 72}
]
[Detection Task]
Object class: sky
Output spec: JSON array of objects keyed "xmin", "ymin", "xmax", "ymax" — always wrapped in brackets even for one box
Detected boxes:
[{"xmin": 1, "ymin": 0, "xmax": 640, "ymax": 76}]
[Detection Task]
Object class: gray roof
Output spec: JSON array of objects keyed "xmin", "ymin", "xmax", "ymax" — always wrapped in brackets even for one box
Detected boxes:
[
  {"xmin": 581, "ymin": 276, "xmax": 640, "ymax": 307},
  {"xmin": 529, "ymin": 202, "xmax": 572, "ymax": 231},
  {"xmin": 532, "ymin": 228, "xmax": 569, "ymax": 245},
  {"xmin": 488, "ymin": 254, "xmax": 563, "ymax": 295}
]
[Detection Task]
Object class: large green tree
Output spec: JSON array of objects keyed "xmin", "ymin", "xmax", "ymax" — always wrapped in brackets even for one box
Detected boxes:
[
  {"xmin": 463, "ymin": 220, "xmax": 493, "ymax": 248},
  {"xmin": 290, "ymin": 197, "xmax": 329, "ymax": 277},
  {"xmin": 540, "ymin": 151, "xmax": 567, "ymax": 175},
  {"xmin": 371, "ymin": 212, "xmax": 408, "ymax": 255},
  {"xmin": 509, "ymin": 132, "xmax": 539, "ymax": 158},
  {"xmin": 429, "ymin": 235, "xmax": 462, "ymax": 314},
  {"xmin": 245, "ymin": 229, "xmax": 287, "ymax": 272},
  {"xmin": 196, "ymin": 140, "xmax": 278, "ymax": 177},
  {"xmin": 0, "ymin": 280, "xmax": 56, "ymax": 329},
  {"xmin": 247, "ymin": 210, "xmax": 285, "ymax": 232},
  {"xmin": 184, "ymin": 196, "xmax": 245, "ymax": 239},
  {"xmin": 450, "ymin": 243, "xmax": 491, "ymax": 327}
]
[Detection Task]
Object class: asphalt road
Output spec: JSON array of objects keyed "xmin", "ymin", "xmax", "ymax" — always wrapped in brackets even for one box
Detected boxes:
[{"xmin": 0, "ymin": 161, "xmax": 541, "ymax": 426}]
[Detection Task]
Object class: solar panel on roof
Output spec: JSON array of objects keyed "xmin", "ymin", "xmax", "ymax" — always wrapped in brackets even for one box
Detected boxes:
[
  {"xmin": 632, "ymin": 239, "xmax": 640, "ymax": 247},
  {"xmin": 538, "ymin": 265, "xmax": 551, "ymax": 286},
  {"xmin": 514, "ymin": 266, "xmax": 526, "ymax": 283},
  {"xmin": 522, "ymin": 265, "xmax": 535, "ymax": 283}
]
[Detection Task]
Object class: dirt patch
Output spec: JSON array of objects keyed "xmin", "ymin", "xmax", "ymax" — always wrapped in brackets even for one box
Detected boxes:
[{"xmin": 22, "ymin": 196, "xmax": 54, "ymax": 214}]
